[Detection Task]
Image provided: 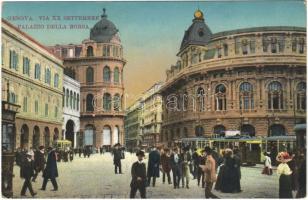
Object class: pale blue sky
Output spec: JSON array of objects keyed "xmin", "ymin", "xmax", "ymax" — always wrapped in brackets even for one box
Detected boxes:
[{"xmin": 2, "ymin": 1, "xmax": 306, "ymax": 103}]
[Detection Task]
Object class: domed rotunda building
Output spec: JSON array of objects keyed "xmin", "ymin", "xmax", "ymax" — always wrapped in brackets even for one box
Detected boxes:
[
  {"xmin": 160, "ymin": 10, "xmax": 306, "ymax": 148},
  {"xmin": 49, "ymin": 10, "xmax": 126, "ymax": 149}
]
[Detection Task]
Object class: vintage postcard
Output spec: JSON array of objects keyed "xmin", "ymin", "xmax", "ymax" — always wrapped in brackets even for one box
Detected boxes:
[{"xmin": 1, "ymin": 0, "xmax": 306, "ymax": 198}]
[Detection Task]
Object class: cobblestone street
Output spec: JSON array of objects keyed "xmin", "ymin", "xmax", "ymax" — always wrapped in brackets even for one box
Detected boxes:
[{"xmin": 13, "ymin": 152, "xmax": 279, "ymax": 198}]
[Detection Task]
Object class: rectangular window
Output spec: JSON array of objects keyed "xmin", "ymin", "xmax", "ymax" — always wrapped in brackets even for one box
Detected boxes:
[
  {"xmin": 223, "ymin": 44, "xmax": 228, "ymax": 56},
  {"xmin": 107, "ymin": 46, "xmax": 110, "ymax": 56},
  {"xmin": 45, "ymin": 104, "xmax": 48, "ymax": 116},
  {"xmin": 292, "ymin": 39, "xmax": 297, "ymax": 52},
  {"xmin": 242, "ymin": 44, "xmax": 248, "ymax": 55},
  {"xmin": 35, "ymin": 100, "xmax": 38, "ymax": 113},
  {"xmin": 263, "ymin": 38, "xmax": 269, "ymax": 52},
  {"xmin": 250, "ymin": 40, "xmax": 256, "ymax": 53},
  {"xmin": 103, "ymin": 46, "xmax": 107, "ymax": 56},
  {"xmin": 10, "ymin": 50, "xmax": 18, "ymax": 70}
]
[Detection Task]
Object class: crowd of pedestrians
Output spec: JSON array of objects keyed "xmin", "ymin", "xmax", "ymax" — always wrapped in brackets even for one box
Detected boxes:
[{"xmin": 15, "ymin": 146, "xmax": 59, "ymax": 197}]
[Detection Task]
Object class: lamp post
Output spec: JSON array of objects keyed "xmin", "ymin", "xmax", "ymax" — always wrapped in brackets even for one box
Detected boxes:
[{"xmin": 2, "ymin": 82, "xmax": 20, "ymax": 197}]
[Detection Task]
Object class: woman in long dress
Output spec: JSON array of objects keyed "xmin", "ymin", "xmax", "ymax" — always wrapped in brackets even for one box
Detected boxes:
[
  {"xmin": 262, "ymin": 152, "xmax": 272, "ymax": 175},
  {"xmin": 276, "ymin": 152, "xmax": 293, "ymax": 198}
]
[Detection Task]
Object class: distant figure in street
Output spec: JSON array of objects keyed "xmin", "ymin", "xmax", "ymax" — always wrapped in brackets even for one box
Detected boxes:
[
  {"xmin": 69, "ymin": 149, "xmax": 74, "ymax": 162},
  {"xmin": 192, "ymin": 148, "xmax": 199, "ymax": 179},
  {"xmin": 41, "ymin": 147, "xmax": 58, "ymax": 191},
  {"xmin": 171, "ymin": 147, "xmax": 182, "ymax": 189},
  {"xmin": 181, "ymin": 146, "xmax": 191, "ymax": 188},
  {"xmin": 276, "ymin": 152, "xmax": 293, "ymax": 198},
  {"xmin": 78, "ymin": 148, "xmax": 82, "ymax": 157},
  {"xmin": 130, "ymin": 150, "xmax": 147, "ymax": 198},
  {"xmin": 32, "ymin": 146, "xmax": 46, "ymax": 182},
  {"xmin": 200, "ymin": 146, "xmax": 219, "ymax": 199},
  {"xmin": 197, "ymin": 151, "xmax": 206, "ymax": 188},
  {"xmin": 100, "ymin": 146, "xmax": 103, "ymax": 155},
  {"xmin": 262, "ymin": 152, "xmax": 272, "ymax": 175},
  {"xmin": 147, "ymin": 146, "xmax": 160, "ymax": 187},
  {"xmin": 113, "ymin": 143, "xmax": 123, "ymax": 174},
  {"xmin": 160, "ymin": 148, "xmax": 172, "ymax": 184},
  {"xmin": 20, "ymin": 152, "xmax": 37, "ymax": 197},
  {"xmin": 233, "ymin": 147, "xmax": 242, "ymax": 193}
]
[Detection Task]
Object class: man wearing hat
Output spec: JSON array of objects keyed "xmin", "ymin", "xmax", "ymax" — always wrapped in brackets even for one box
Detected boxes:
[
  {"xmin": 20, "ymin": 151, "xmax": 37, "ymax": 197},
  {"xmin": 32, "ymin": 146, "xmax": 46, "ymax": 182},
  {"xmin": 130, "ymin": 150, "xmax": 146, "ymax": 198},
  {"xmin": 147, "ymin": 146, "xmax": 160, "ymax": 187},
  {"xmin": 41, "ymin": 147, "xmax": 58, "ymax": 191},
  {"xmin": 113, "ymin": 143, "xmax": 123, "ymax": 174}
]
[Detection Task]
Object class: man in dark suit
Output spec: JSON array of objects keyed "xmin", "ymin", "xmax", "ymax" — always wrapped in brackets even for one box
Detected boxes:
[
  {"xmin": 40, "ymin": 147, "xmax": 58, "ymax": 191},
  {"xmin": 130, "ymin": 150, "xmax": 146, "ymax": 198},
  {"xmin": 147, "ymin": 146, "xmax": 160, "ymax": 187},
  {"xmin": 170, "ymin": 147, "xmax": 182, "ymax": 189},
  {"xmin": 113, "ymin": 143, "xmax": 122, "ymax": 174},
  {"xmin": 20, "ymin": 152, "xmax": 37, "ymax": 197},
  {"xmin": 32, "ymin": 146, "xmax": 46, "ymax": 182}
]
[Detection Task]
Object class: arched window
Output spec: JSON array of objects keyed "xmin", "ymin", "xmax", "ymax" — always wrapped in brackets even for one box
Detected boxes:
[
  {"xmin": 215, "ymin": 84, "xmax": 227, "ymax": 111},
  {"xmin": 239, "ymin": 82, "xmax": 254, "ymax": 110},
  {"xmin": 87, "ymin": 46, "xmax": 94, "ymax": 57},
  {"xmin": 214, "ymin": 125, "xmax": 226, "ymax": 137},
  {"xmin": 271, "ymin": 38, "xmax": 277, "ymax": 53},
  {"xmin": 270, "ymin": 124, "xmax": 286, "ymax": 136},
  {"xmin": 268, "ymin": 81, "xmax": 283, "ymax": 110},
  {"xmin": 103, "ymin": 93, "xmax": 111, "ymax": 111},
  {"xmin": 45, "ymin": 68, "xmax": 51, "ymax": 85},
  {"xmin": 296, "ymin": 82, "xmax": 306, "ymax": 111},
  {"xmin": 86, "ymin": 94, "xmax": 94, "ymax": 112},
  {"xmin": 54, "ymin": 73, "xmax": 59, "ymax": 88},
  {"xmin": 195, "ymin": 126, "xmax": 204, "ymax": 137},
  {"xmin": 70, "ymin": 91, "xmax": 73, "ymax": 109},
  {"xmin": 197, "ymin": 87, "xmax": 205, "ymax": 111},
  {"xmin": 241, "ymin": 124, "xmax": 255, "ymax": 137},
  {"xmin": 66, "ymin": 89, "xmax": 69, "ymax": 107},
  {"xmin": 34, "ymin": 64, "xmax": 41, "ymax": 80},
  {"xmin": 103, "ymin": 66, "xmax": 111, "ymax": 82},
  {"xmin": 86, "ymin": 66, "xmax": 94, "ymax": 83},
  {"xmin": 114, "ymin": 67, "xmax": 120, "ymax": 84},
  {"xmin": 113, "ymin": 94, "xmax": 121, "ymax": 111},
  {"xmin": 183, "ymin": 127, "xmax": 188, "ymax": 138}
]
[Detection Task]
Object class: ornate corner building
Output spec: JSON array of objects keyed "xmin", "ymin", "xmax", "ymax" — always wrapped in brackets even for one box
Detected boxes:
[
  {"xmin": 49, "ymin": 10, "xmax": 126, "ymax": 149},
  {"xmin": 160, "ymin": 10, "xmax": 306, "ymax": 146}
]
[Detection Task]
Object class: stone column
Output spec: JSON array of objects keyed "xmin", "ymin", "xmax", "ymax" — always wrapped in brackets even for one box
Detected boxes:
[{"xmin": 74, "ymin": 132, "xmax": 77, "ymax": 148}]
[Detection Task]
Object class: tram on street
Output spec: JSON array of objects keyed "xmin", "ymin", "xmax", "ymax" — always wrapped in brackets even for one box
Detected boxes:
[{"xmin": 178, "ymin": 135, "xmax": 297, "ymax": 165}]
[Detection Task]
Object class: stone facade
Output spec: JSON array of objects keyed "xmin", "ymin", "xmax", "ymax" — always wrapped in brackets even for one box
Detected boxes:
[
  {"xmin": 160, "ymin": 10, "xmax": 306, "ymax": 146},
  {"xmin": 62, "ymin": 75, "xmax": 80, "ymax": 148},
  {"xmin": 2, "ymin": 19, "xmax": 64, "ymax": 149},
  {"xmin": 48, "ymin": 11, "xmax": 125, "ymax": 149},
  {"xmin": 124, "ymin": 100, "xmax": 142, "ymax": 151},
  {"xmin": 140, "ymin": 82, "xmax": 163, "ymax": 147}
]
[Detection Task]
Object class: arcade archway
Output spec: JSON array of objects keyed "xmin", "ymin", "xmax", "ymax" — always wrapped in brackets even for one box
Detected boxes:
[
  {"xmin": 66, "ymin": 120, "xmax": 75, "ymax": 147},
  {"xmin": 20, "ymin": 124, "xmax": 29, "ymax": 149},
  {"xmin": 32, "ymin": 126, "xmax": 40, "ymax": 149}
]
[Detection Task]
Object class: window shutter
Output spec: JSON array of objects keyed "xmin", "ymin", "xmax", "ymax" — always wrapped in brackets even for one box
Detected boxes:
[{"xmin": 15, "ymin": 53, "xmax": 19, "ymax": 70}]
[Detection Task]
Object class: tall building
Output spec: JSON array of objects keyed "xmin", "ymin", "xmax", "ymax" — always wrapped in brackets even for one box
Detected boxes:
[
  {"xmin": 140, "ymin": 82, "xmax": 163, "ymax": 148},
  {"xmin": 160, "ymin": 10, "xmax": 306, "ymax": 146},
  {"xmin": 124, "ymin": 99, "xmax": 142, "ymax": 151},
  {"xmin": 62, "ymin": 75, "xmax": 80, "ymax": 148},
  {"xmin": 49, "ymin": 10, "xmax": 126, "ymax": 149},
  {"xmin": 2, "ymin": 19, "xmax": 64, "ymax": 149}
]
